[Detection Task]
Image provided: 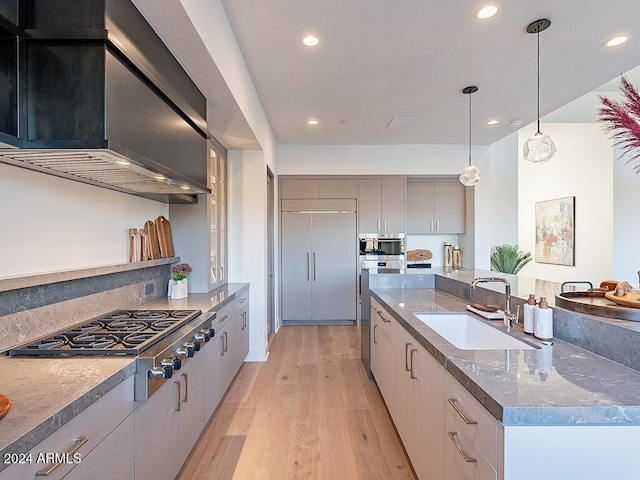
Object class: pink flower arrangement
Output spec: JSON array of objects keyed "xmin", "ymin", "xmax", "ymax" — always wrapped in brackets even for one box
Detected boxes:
[
  {"xmin": 599, "ymin": 75, "xmax": 640, "ymax": 174},
  {"xmin": 171, "ymin": 263, "xmax": 192, "ymax": 281}
]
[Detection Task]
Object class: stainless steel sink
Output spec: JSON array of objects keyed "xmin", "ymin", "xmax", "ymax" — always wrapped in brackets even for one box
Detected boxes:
[{"xmin": 413, "ymin": 312, "xmax": 536, "ymax": 350}]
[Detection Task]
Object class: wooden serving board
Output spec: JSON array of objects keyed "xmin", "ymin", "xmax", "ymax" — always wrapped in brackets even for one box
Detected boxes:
[
  {"xmin": 144, "ymin": 220, "xmax": 161, "ymax": 260},
  {"xmin": 407, "ymin": 249, "xmax": 433, "ymax": 262},
  {"xmin": 605, "ymin": 290, "xmax": 640, "ymax": 309},
  {"xmin": 0, "ymin": 395, "xmax": 10, "ymax": 421},
  {"xmin": 155, "ymin": 215, "xmax": 175, "ymax": 258}
]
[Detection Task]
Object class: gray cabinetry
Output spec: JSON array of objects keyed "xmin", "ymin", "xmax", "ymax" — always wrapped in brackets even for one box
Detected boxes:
[
  {"xmin": 358, "ymin": 178, "xmax": 405, "ymax": 233},
  {"xmin": 406, "ymin": 180, "xmax": 465, "ymax": 234},
  {"xmin": 280, "ymin": 178, "xmax": 357, "ymax": 199},
  {"xmin": 281, "ymin": 200, "xmax": 357, "ymax": 324}
]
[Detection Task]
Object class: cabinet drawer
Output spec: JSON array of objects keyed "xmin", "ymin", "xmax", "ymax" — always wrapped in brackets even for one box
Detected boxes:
[
  {"xmin": 215, "ymin": 290, "xmax": 249, "ymax": 327},
  {"xmin": 0, "ymin": 376, "xmax": 134, "ymax": 480},
  {"xmin": 445, "ymin": 372, "xmax": 497, "ymax": 469},
  {"xmin": 445, "ymin": 409, "xmax": 497, "ymax": 480}
]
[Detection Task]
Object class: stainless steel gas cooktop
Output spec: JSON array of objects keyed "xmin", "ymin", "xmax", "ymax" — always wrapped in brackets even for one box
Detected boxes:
[{"xmin": 6, "ymin": 309, "xmax": 203, "ymax": 356}]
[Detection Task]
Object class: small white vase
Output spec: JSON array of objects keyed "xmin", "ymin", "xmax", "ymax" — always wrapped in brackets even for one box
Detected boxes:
[
  {"xmin": 171, "ymin": 279, "xmax": 188, "ymax": 300},
  {"xmin": 167, "ymin": 279, "xmax": 177, "ymax": 297}
]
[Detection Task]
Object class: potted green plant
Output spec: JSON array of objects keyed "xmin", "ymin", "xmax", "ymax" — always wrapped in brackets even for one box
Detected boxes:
[{"xmin": 490, "ymin": 245, "xmax": 532, "ymax": 274}]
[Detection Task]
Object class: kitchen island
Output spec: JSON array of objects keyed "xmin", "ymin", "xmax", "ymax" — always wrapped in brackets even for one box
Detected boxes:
[{"xmin": 366, "ymin": 268, "xmax": 640, "ymax": 479}]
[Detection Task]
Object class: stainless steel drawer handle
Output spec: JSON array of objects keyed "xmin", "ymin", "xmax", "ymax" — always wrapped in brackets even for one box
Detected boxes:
[
  {"xmin": 448, "ymin": 432, "xmax": 477, "ymax": 463},
  {"xmin": 410, "ymin": 349, "xmax": 418, "ymax": 380},
  {"xmin": 174, "ymin": 381, "xmax": 181, "ymax": 412},
  {"xmin": 448, "ymin": 398, "xmax": 477, "ymax": 425},
  {"xmin": 373, "ymin": 324, "xmax": 378, "ymax": 344},
  {"xmin": 404, "ymin": 342, "xmax": 412, "ymax": 372},
  {"xmin": 377, "ymin": 310, "xmax": 391, "ymax": 323},
  {"xmin": 35, "ymin": 437, "xmax": 89, "ymax": 476},
  {"xmin": 181, "ymin": 373, "xmax": 189, "ymax": 403}
]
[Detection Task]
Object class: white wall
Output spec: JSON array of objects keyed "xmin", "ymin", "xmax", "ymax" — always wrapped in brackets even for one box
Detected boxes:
[
  {"xmin": 0, "ymin": 164, "xmax": 167, "ymax": 277},
  {"xmin": 180, "ymin": 0, "xmax": 278, "ymax": 360},
  {"xmin": 517, "ymin": 123, "xmax": 614, "ymax": 284},
  {"xmin": 613, "ymin": 146, "xmax": 640, "ymax": 284}
]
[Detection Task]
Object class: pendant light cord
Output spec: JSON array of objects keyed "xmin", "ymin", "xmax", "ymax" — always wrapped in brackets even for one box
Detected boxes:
[
  {"xmin": 468, "ymin": 90, "xmax": 472, "ymax": 166},
  {"xmin": 536, "ymin": 28, "xmax": 541, "ymax": 134}
]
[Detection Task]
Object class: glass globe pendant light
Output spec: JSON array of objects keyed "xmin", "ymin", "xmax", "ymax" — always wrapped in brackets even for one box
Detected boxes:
[
  {"xmin": 523, "ymin": 18, "xmax": 556, "ymax": 163},
  {"xmin": 459, "ymin": 86, "xmax": 480, "ymax": 186}
]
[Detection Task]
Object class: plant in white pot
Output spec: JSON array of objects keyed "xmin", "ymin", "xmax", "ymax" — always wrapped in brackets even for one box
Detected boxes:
[
  {"xmin": 169, "ymin": 263, "xmax": 192, "ymax": 299},
  {"xmin": 490, "ymin": 245, "xmax": 532, "ymax": 274}
]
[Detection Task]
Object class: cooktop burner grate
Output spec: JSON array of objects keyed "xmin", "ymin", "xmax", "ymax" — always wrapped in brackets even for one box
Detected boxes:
[{"xmin": 6, "ymin": 309, "xmax": 202, "ymax": 356}]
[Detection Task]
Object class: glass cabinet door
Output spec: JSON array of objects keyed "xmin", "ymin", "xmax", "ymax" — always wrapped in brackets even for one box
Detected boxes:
[
  {"xmin": 208, "ymin": 144, "xmax": 227, "ymax": 289},
  {"xmin": 209, "ymin": 148, "xmax": 219, "ymax": 288},
  {"xmin": 218, "ymin": 154, "xmax": 227, "ymax": 285}
]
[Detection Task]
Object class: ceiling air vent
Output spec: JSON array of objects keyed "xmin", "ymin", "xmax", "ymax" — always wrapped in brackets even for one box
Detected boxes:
[{"xmin": 386, "ymin": 117, "xmax": 420, "ymax": 128}]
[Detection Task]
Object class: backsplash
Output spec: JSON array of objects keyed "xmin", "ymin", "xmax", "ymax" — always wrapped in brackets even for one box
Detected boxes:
[{"xmin": 0, "ymin": 260, "xmax": 173, "ymax": 352}]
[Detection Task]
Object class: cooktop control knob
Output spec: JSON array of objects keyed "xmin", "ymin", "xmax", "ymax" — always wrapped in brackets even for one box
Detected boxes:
[
  {"xmin": 207, "ymin": 327, "xmax": 216, "ymax": 338},
  {"xmin": 148, "ymin": 363, "xmax": 173, "ymax": 380},
  {"xmin": 161, "ymin": 357, "xmax": 181, "ymax": 371},
  {"xmin": 183, "ymin": 341, "xmax": 196, "ymax": 357},
  {"xmin": 175, "ymin": 346, "xmax": 188, "ymax": 359},
  {"xmin": 194, "ymin": 331, "xmax": 209, "ymax": 343},
  {"xmin": 191, "ymin": 338, "xmax": 202, "ymax": 351}
]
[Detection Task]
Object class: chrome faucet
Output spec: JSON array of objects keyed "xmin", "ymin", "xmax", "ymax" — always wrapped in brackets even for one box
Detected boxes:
[{"xmin": 471, "ymin": 277, "xmax": 516, "ymax": 330}]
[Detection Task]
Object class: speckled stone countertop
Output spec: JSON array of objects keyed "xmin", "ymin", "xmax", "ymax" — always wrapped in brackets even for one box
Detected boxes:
[
  {"xmin": 0, "ymin": 283, "xmax": 249, "ymax": 470},
  {"xmin": 372, "ymin": 287, "xmax": 640, "ymax": 427}
]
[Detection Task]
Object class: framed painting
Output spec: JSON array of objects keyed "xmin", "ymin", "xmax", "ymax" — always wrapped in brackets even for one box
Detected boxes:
[{"xmin": 535, "ymin": 196, "xmax": 575, "ymax": 266}]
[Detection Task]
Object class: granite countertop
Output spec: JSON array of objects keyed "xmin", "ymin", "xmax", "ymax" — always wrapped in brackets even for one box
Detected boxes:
[
  {"xmin": 0, "ymin": 282, "xmax": 249, "ymax": 467},
  {"xmin": 372, "ymin": 287, "xmax": 640, "ymax": 427}
]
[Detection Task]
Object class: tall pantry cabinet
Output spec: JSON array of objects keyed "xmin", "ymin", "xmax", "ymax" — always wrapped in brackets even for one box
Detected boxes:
[{"xmin": 280, "ymin": 178, "xmax": 358, "ymax": 325}]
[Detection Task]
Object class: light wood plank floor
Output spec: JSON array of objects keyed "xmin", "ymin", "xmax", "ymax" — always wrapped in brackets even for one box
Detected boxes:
[{"xmin": 178, "ymin": 326, "xmax": 416, "ymax": 480}]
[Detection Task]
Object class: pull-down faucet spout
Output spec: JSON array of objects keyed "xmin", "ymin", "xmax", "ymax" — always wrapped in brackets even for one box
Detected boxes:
[{"xmin": 471, "ymin": 277, "xmax": 515, "ymax": 330}]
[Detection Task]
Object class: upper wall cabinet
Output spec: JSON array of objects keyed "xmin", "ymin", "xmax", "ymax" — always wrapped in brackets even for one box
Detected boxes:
[
  {"xmin": 406, "ymin": 180, "xmax": 465, "ymax": 234},
  {"xmin": 280, "ymin": 178, "xmax": 357, "ymax": 199},
  {"xmin": 358, "ymin": 178, "xmax": 405, "ymax": 234}
]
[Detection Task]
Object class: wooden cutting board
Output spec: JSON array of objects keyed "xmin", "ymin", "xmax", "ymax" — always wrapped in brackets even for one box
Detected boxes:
[
  {"xmin": 605, "ymin": 290, "xmax": 640, "ymax": 309},
  {"xmin": 144, "ymin": 220, "xmax": 161, "ymax": 260},
  {"xmin": 155, "ymin": 215, "xmax": 175, "ymax": 258},
  {"xmin": 407, "ymin": 249, "xmax": 433, "ymax": 262},
  {"xmin": 0, "ymin": 395, "xmax": 10, "ymax": 421}
]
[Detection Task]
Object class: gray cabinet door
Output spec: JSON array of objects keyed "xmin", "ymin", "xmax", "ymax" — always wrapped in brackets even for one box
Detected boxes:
[
  {"xmin": 281, "ymin": 213, "xmax": 313, "ymax": 321},
  {"xmin": 311, "ymin": 213, "xmax": 357, "ymax": 321},
  {"xmin": 358, "ymin": 179, "xmax": 382, "ymax": 233},
  {"xmin": 434, "ymin": 183, "xmax": 465, "ymax": 233},
  {"xmin": 406, "ymin": 182, "xmax": 435, "ymax": 233},
  {"xmin": 381, "ymin": 178, "xmax": 406, "ymax": 233}
]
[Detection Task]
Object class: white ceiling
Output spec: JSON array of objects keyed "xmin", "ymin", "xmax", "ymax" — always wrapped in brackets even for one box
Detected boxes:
[{"xmin": 135, "ymin": 1, "xmax": 640, "ymax": 149}]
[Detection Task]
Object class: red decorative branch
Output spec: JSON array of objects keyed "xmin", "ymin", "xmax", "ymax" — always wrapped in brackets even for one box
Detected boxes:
[{"xmin": 599, "ymin": 75, "xmax": 640, "ymax": 174}]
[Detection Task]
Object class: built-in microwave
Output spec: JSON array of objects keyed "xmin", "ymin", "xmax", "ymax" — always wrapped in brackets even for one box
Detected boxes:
[{"xmin": 359, "ymin": 234, "xmax": 405, "ymax": 257}]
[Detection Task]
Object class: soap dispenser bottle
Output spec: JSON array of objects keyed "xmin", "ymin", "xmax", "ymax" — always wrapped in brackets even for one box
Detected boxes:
[
  {"xmin": 523, "ymin": 294, "xmax": 536, "ymax": 335},
  {"xmin": 534, "ymin": 296, "xmax": 553, "ymax": 344}
]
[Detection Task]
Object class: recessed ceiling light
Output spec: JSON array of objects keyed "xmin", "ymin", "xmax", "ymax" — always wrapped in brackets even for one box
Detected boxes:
[
  {"xmin": 302, "ymin": 35, "xmax": 320, "ymax": 47},
  {"xmin": 307, "ymin": 119, "xmax": 319, "ymax": 126},
  {"xmin": 154, "ymin": 175, "xmax": 166, "ymax": 181},
  {"xmin": 180, "ymin": 185, "xmax": 190, "ymax": 190},
  {"xmin": 487, "ymin": 119, "xmax": 499, "ymax": 126},
  {"xmin": 116, "ymin": 160, "xmax": 130, "ymax": 166},
  {"xmin": 605, "ymin": 35, "xmax": 628, "ymax": 47},
  {"xmin": 475, "ymin": 5, "xmax": 499, "ymax": 19}
]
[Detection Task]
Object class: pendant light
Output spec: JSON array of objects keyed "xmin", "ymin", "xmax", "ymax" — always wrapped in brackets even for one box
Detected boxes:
[
  {"xmin": 459, "ymin": 86, "xmax": 480, "ymax": 186},
  {"xmin": 523, "ymin": 18, "xmax": 556, "ymax": 163}
]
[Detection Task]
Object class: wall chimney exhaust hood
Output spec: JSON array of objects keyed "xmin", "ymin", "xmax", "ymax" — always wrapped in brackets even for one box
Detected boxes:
[{"xmin": 0, "ymin": 0, "xmax": 212, "ymax": 203}]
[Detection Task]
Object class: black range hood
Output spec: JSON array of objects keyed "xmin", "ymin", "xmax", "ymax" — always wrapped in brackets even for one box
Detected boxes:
[{"xmin": 0, "ymin": 0, "xmax": 211, "ymax": 203}]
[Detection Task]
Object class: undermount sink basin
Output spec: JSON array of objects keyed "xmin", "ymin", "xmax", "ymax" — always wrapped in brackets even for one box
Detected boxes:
[{"xmin": 413, "ymin": 313, "xmax": 536, "ymax": 350}]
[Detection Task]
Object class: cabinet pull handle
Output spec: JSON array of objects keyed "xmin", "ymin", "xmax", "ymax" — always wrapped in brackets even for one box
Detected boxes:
[
  {"xmin": 377, "ymin": 219, "xmax": 381, "ymax": 231},
  {"xmin": 35, "ymin": 437, "xmax": 89, "ymax": 476},
  {"xmin": 224, "ymin": 332, "xmax": 228, "ymax": 353},
  {"xmin": 410, "ymin": 349, "xmax": 418, "ymax": 379},
  {"xmin": 220, "ymin": 333, "xmax": 226, "ymax": 356},
  {"xmin": 239, "ymin": 297, "xmax": 247, "ymax": 303},
  {"xmin": 219, "ymin": 314, "xmax": 229, "ymax": 323},
  {"xmin": 181, "ymin": 373, "xmax": 189, "ymax": 403},
  {"xmin": 377, "ymin": 309, "xmax": 391, "ymax": 323},
  {"xmin": 404, "ymin": 342, "xmax": 412, "ymax": 372},
  {"xmin": 447, "ymin": 398, "xmax": 477, "ymax": 425},
  {"xmin": 307, "ymin": 252, "xmax": 310, "ymax": 281},
  {"xmin": 173, "ymin": 381, "xmax": 181, "ymax": 412},
  {"xmin": 430, "ymin": 220, "xmax": 434, "ymax": 232},
  {"xmin": 313, "ymin": 252, "xmax": 317, "ymax": 281},
  {"xmin": 383, "ymin": 219, "xmax": 387, "ymax": 231},
  {"xmin": 373, "ymin": 325, "xmax": 378, "ymax": 344},
  {"xmin": 436, "ymin": 220, "xmax": 440, "ymax": 231},
  {"xmin": 448, "ymin": 432, "xmax": 477, "ymax": 463}
]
